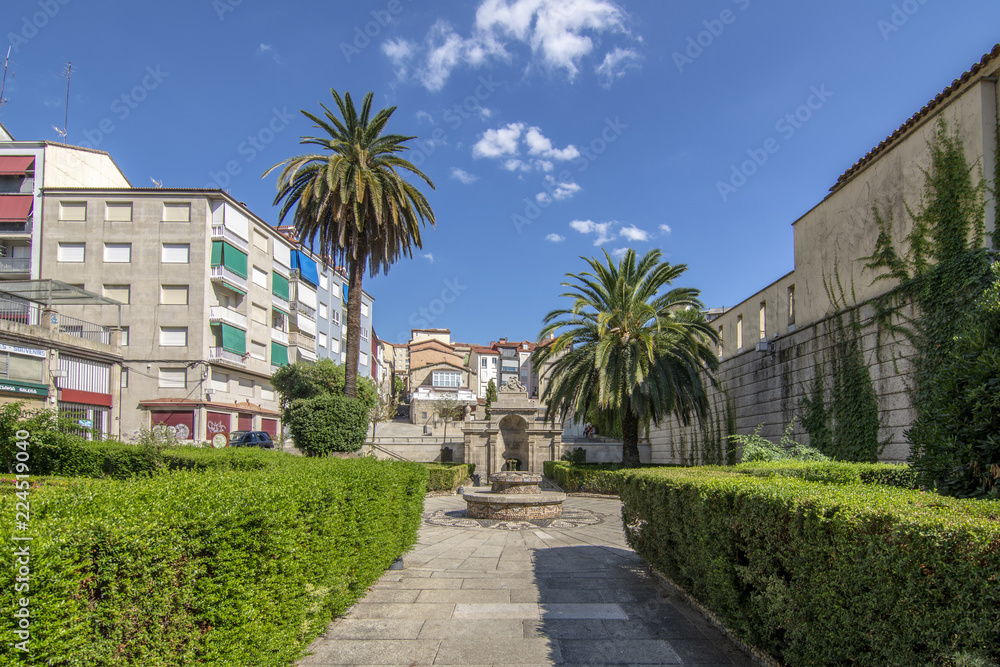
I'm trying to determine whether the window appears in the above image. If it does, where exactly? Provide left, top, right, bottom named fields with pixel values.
left=159, top=326, right=188, bottom=347
left=121, top=368, right=128, bottom=388
left=211, top=370, right=229, bottom=392
left=120, top=327, right=129, bottom=346
left=331, top=338, right=340, bottom=354
left=160, top=285, right=189, bottom=305
left=481, top=358, right=487, bottom=368
left=103, top=243, right=131, bottom=263
left=57, top=242, right=85, bottom=262
left=105, top=201, right=132, bottom=222
left=320, top=273, right=329, bottom=290
left=361, top=302, right=369, bottom=318
left=271, top=310, right=286, bottom=331
left=238, top=377, right=253, bottom=397
left=737, top=315, right=744, bottom=351
left=59, top=201, right=86, bottom=221
left=251, top=303, right=268, bottom=324
left=103, top=284, right=130, bottom=304
left=432, top=371, right=461, bottom=387
left=318, top=336, right=327, bottom=349
left=332, top=309, right=341, bottom=326
left=319, top=302, right=328, bottom=319
left=161, top=243, right=189, bottom=264
left=787, top=285, right=796, bottom=326
left=360, top=327, right=369, bottom=342
left=0, top=350, right=44, bottom=383
left=250, top=340, right=267, bottom=361
left=261, top=384, right=275, bottom=401
left=759, top=301, right=767, bottom=340
left=491, top=358, right=497, bottom=366
left=158, top=368, right=187, bottom=389
left=252, top=266, right=267, bottom=288
left=253, top=230, right=268, bottom=251
left=163, top=202, right=191, bottom=222
left=359, top=351, right=368, bottom=366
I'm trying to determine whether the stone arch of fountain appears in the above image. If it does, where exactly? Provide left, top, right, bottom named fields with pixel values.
left=499, top=414, right=528, bottom=470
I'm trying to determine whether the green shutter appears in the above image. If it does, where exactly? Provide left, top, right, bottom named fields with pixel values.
left=211, top=240, right=223, bottom=266
left=272, top=272, right=289, bottom=299
left=220, top=323, right=246, bottom=355
left=271, top=342, right=289, bottom=366
left=222, top=242, right=248, bottom=278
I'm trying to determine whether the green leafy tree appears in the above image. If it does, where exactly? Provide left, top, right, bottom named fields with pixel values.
left=271, top=359, right=376, bottom=420
left=532, top=249, right=719, bottom=467
left=287, top=394, right=368, bottom=456
left=368, top=390, right=401, bottom=441
left=392, top=375, right=405, bottom=398
left=265, top=90, right=435, bottom=399
left=484, top=378, right=497, bottom=419
left=432, top=395, right=464, bottom=442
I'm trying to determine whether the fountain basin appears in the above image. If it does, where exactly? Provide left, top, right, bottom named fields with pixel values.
left=462, top=488, right=567, bottom=520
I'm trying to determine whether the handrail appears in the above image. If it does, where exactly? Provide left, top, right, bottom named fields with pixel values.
left=368, top=442, right=411, bottom=462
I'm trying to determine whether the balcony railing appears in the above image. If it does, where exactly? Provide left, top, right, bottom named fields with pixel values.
left=290, top=300, right=316, bottom=319
left=209, top=347, right=247, bottom=368
left=0, top=219, right=31, bottom=235
left=209, top=306, right=247, bottom=330
left=0, top=298, right=39, bottom=326
left=210, top=225, right=249, bottom=252
left=210, top=265, right=248, bottom=292
left=288, top=332, right=315, bottom=349
left=0, top=257, right=30, bottom=273
left=271, top=293, right=289, bottom=312
left=56, top=312, right=113, bottom=345
left=271, top=328, right=288, bottom=345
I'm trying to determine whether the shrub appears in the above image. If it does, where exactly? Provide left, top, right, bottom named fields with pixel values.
left=0, top=457, right=427, bottom=666
left=561, top=447, right=587, bottom=465
left=909, top=262, right=1000, bottom=498
left=620, top=467, right=1000, bottom=666
left=730, top=460, right=918, bottom=489
left=287, top=393, right=369, bottom=456
left=425, top=463, right=474, bottom=491
left=544, top=461, right=627, bottom=495
left=732, top=420, right=830, bottom=463
left=161, top=445, right=283, bottom=471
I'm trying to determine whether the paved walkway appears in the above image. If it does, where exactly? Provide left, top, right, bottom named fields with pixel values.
left=298, top=495, right=756, bottom=666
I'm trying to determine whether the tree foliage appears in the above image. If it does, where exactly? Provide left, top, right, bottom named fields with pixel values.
left=271, top=359, right=376, bottom=420
left=532, top=249, right=718, bottom=467
left=266, top=89, right=435, bottom=398
left=484, top=378, right=497, bottom=419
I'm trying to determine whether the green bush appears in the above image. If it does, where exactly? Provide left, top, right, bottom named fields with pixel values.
left=425, top=463, right=474, bottom=492
left=0, top=457, right=427, bottom=666
left=732, top=420, right=830, bottom=463
left=161, top=445, right=284, bottom=471
left=287, top=393, right=369, bottom=456
left=620, top=467, right=1000, bottom=666
left=731, top=460, right=918, bottom=489
left=544, top=461, right=626, bottom=494
left=909, top=262, right=1000, bottom=498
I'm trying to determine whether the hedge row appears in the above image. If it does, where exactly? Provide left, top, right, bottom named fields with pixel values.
left=0, top=457, right=428, bottom=666
left=620, top=467, right=1000, bottom=666
left=729, top=460, right=918, bottom=489
left=424, top=463, right=475, bottom=492
left=544, top=461, right=626, bottom=494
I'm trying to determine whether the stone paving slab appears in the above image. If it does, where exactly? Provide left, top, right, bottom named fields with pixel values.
left=297, top=495, right=757, bottom=667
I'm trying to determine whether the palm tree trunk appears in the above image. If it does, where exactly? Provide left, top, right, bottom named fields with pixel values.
left=344, top=256, right=364, bottom=398
left=621, top=408, right=641, bottom=468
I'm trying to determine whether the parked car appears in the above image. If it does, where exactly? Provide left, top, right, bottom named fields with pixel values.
left=228, top=430, right=275, bottom=449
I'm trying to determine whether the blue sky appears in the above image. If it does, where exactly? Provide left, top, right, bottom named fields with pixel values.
left=1, top=0, right=998, bottom=347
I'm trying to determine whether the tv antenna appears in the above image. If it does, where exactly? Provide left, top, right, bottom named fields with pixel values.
left=56, top=61, right=72, bottom=138
left=0, top=46, right=13, bottom=108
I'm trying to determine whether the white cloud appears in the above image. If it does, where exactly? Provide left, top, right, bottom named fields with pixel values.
left=612, top=247, right=630, bottom=259
left=525, top=127, right=580, bottom=161
left=570, top=219, right=615, bottom=245
left=450, top=168, right=479, bottom=184
left=385, top=0, right=637, bottom=90
left=422, top=253, right=435, bottom=263
left=659, top=224, right=672, bottom=234
left=473, top=122, right=525, bottom=158
left=257, top=43, right=273, bottom=53
left=479, top=107, right=494, bottom=119
left=257, top=43, right=283, bottom=64
left=595, top=47, right=640, bottom=87
left=416, top=110, right=435, bottom=124
left=619, top=225, right=649, bottom=242
left=537, top=192, right=551, bottom=204
left=503, top=158, right=531, bottom=172
left=546, top=233, right=565, bottom=242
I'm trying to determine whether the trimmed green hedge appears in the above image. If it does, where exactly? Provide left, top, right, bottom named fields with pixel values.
left=161, top=445, right=284, bottom=472
left=620, top=467, right=1000, bottom=666
left=287, top=393, right=369, bottom=456
left=0, top=457, right=427, bottom=666
left=544, top=461, right=684, bottom=495
left=425, top=463, right=475, bottom=492
left=730, top=460, right=918, bottom=489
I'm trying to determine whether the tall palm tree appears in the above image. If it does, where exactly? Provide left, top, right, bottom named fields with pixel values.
left=531, top=249, right=719, bottom=467
left=265, top=90, right=435, bottom=398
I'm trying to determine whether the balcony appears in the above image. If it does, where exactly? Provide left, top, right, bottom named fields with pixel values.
left=210, top=265, right=247, bottom=292
left=0, top=219, right=31, bottom=235
left=271, top=293, right=289, bottom=312
left=271, top=328, right=289, bottom=345
left=209, top=306, right=247, bottom=330
left=296, top=347, right=317, bottom=363
left=209, top=347, right=247, bottom=369
left=288, top=332, right=315, bottom=349
left=210, top=225, right=249, bottom=252
left=0, top=257, right=30, bottom=274
left=290, top=300, right=316, bottom=319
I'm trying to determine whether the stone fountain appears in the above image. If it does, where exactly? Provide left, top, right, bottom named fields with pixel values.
left=463, top=470, right=566, bottom=521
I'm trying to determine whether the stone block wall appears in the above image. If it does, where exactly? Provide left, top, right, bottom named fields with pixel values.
left=649, top=301, right=916, bottom=465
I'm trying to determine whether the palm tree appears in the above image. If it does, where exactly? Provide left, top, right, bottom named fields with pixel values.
left=531, top=249, right=719, bottom=467
left=265, top=90, right=435, bottom=398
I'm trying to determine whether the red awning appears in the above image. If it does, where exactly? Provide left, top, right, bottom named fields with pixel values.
left=0, top=156, right=35, bottom=176
left=0, top=195, right=32, bottom=222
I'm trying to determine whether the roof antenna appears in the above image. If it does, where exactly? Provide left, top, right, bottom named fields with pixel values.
left=53, top=61, right=71, bottom=139
left=0, top=47, right=13, bottom=109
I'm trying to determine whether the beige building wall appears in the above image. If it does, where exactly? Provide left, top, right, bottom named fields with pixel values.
left=42, top=144, right=131, bottom=189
